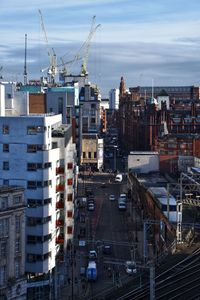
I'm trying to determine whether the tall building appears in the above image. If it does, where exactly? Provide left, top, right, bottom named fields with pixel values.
left=109, top=88, right=119, bottom=110
left=0, top=186, right=26, bottom=299
left=0, top=113, right=76, bottom=298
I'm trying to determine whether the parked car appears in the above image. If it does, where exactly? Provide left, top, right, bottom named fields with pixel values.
left=115, top=174, right=123, bottom=182
left=87, top=203, right=95, bottom=211
left=109, top=194, right=115, bottom=201
left=118, top=201, right=126, bottom=211
left=125, top=261, right=137, bottom=275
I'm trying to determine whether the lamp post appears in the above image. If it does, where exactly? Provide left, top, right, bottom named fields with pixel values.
left=113, top=145, right=117, bottom=171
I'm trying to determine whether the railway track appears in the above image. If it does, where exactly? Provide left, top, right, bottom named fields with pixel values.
left=116, top=247, right=200, bottom=300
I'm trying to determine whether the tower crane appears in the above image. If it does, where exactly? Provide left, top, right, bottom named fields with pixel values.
left=38, top=9, right=57, bottom=85
left=80, top=15, right=101, bottom=76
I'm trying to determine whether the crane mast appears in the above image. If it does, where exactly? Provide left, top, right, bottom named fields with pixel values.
left=81, top=15, right=101, bottom=76
left=24, top=34, right=28, bottom=85
left=38, top=9, right=57, bottom=85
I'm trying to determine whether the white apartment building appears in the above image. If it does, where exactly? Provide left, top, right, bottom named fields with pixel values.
left=0, top=113, right=76, bottom=298
left=0, top=186, right=26, bottom=300
left=109, top=88, right=119, bottom=110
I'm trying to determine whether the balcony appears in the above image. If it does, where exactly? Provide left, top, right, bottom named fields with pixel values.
left=56, top=235, right=64, bottom=244
left=56, top=201, right=64, bottom=209
left=56, top=219, right=64, bottom=226
left=56, top=167, right=65, bottom=175
left=56, top=184, right=65, bottom=192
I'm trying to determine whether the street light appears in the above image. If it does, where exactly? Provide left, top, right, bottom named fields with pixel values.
left=113, top=145, right=117, bottom=171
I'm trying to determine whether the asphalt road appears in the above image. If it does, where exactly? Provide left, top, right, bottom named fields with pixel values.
left=81, top=172, right=139, bottom=300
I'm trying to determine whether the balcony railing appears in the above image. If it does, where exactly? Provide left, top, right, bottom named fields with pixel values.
left=56, top=167, right=65, bottom=175
left=56, top=219, right=64, bottom=226
left=56, top=236, right=64, bottom=244
left=56, top=201, right=64, bottom=209
left=56, top=184, right=65, bottom=192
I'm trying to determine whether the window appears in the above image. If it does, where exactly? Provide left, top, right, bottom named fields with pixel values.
left=3, top=161, right=9, bottom=170
left=94, top=152, right=97, bottom=159
left=27, top=144, right=37, bottom=152
left=3, top=180, right=9, bottom=186
left=44, top=162, right=51, bottom=168
left=44, top=198, right=51, bottom=205
left=15, top=216, right=21, bottom=232
left=0, top=241, right=6, bottom=258
left=27, top=181, right=37, bottom=189
left=0, top=219, right=9, bottom=237
left=1, top=197, right=8, bottom=210
left=67, top=178, right=73, bottom=186
left=88, top=152, right=91, bottom=159
left=67, top=211, right=73, bottom=218
left=91, top=117, right=96, bottom=124
left=67, top=226, right=73, bottom=234
left=3, top=144, right=9, bottom=152
left=83, top=152, right=86, bottom=159
left=67, top=194, right=73, bottom=202
left=13, top=195, right=22, bottom=204
left=15, top=261, right=20, bottom=278
left=67, top=163, right=73, bottom=169
left=2, top=125, right=9, bottom=135
left=27, top=254, right=36, bottom=263
left=58, top=97, right=63, bottom=114
left=15, top=238, right=20, bottom=253
left=27, top=126, right=37, bottom=135
left=27, top=163, right=37, bottom=171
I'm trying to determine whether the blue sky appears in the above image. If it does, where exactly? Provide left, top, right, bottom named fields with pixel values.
left=1, top=0, right=200, bottom=97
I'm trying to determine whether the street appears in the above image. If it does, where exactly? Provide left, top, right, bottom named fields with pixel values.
left=61, top=171, right=143, bottom=300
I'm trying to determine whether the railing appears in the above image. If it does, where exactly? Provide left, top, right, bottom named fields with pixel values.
left=56, top=201, right=64, bottom=209
left=56, top=219, right=64, bottom=226
left=56, top=184, right=65, bottom=192
left=56, top=167, right=65, bottom=175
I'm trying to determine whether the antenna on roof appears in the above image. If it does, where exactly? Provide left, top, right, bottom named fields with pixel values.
left=24, top=34, right=28, bottom=85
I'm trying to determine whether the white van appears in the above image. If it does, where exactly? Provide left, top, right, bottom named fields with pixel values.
left=115, top=174, right=123, bottom=182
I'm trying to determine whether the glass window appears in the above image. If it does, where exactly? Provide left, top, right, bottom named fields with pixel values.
left=0, top=241, right=6, bottom=258
left=2, top=125, right=9, bottom=135
left=15, top=238, right=20, bottom=253
left=3, top=144, right=9, bottom=152
left=27, top=144, right=37, bottom=152
left=1, top=197, right=8, bottom=210
left=0, top=219, right=9, bottom=237
left=67, top=163, right=73, bottom=169
left=27, top=163, right=37, bottom=171
left=13, top=195, right=22, bottom=204
left=94, top=152, right=97, bottom=159
left=3, top=161, right=9, bottom=170
left=15, top=216, right=20, bottom=232
left=27, top=181, right=37, bottom=189
left=27, top=126, right=37, bottom=135
left=15, top=261, right=20, bottom=278
left=67, top=194, right=73, bottom=202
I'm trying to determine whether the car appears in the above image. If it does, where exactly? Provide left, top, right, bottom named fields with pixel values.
left=109, top=194, right=115, bottom=201
left=115, top=174, right=123, bottom=182
left=125, top=261, right=137, bottom=275
left=119, top=193, right=127, bottom=202
left=87, top=203, right=95, bottom=211
left=89, top=250, right=97, bottom=260
left=103, top=245, right=112, bottom=255
left=118, top=202, right=126, bottom=210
